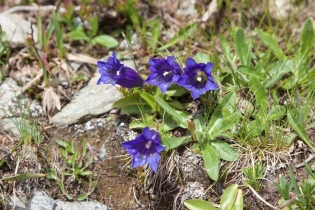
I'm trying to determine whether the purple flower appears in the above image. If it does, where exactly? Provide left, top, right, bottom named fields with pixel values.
left=122, top=127, right=165, bottom=172
left=145, top=56, right=181, bottom=93
left=97, top=52, right=144, bottom=88
left=177, top=58, right=218, bottom=99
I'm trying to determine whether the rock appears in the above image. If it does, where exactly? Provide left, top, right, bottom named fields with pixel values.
left=268, top=0, right=292, bottom=20
left=51, top=59, right=137, bottom=127
left=0, top=117, right=24, bottom=137
left=26, top=191, right=56, bottom=210
left=55, top=200, right=108, bottom=210
left=0, top=14, right=38, bottom=46
left=0, top=78, right=44, bottom=119
left=6, top=195, right=27, bottom=210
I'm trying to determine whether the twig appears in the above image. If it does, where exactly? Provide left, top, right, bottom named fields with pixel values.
left=295, top=154, right=315, bottom=168
left=0, top=5, right=62, bottom=15
left=248, top=185, right=280, bottom=210
left=22, top=68, right=43, bottom=92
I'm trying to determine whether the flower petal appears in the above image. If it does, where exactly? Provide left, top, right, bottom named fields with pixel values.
left=116, top=67, right=144, bottom=88
left=147, top=153, right=160, bottom=172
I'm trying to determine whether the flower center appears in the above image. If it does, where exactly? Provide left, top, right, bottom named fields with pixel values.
left=146, top=140, right=152, bottom=149
left=116, top=71, right=120, bottom=76
left=196, top=71, right=207, bottom=83
left=163, top=71, right=172, bottom=77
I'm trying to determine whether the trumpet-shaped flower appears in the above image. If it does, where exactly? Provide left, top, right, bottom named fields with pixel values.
left=97, top=52, right=144, bottom=88
left=177, top=58, right=218, bottom=99
left=122, top=127, right=165, bottom=172
left=145, top=56, right=181, bottom=93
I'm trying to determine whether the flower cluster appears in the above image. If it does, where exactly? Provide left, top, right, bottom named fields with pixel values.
left=97, top=52, right=218, bottom=99
left=97, top=52, right=219, bottom=172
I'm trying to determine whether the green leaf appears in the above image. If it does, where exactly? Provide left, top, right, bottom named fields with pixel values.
left=82, top=138, right=87, bottom=157
left=267, top=105, right=286, bottom=121
left=162, top=136, right=192, bottom=150
left=129, top=118, right=153, bottom=129
left=208, top=112, right=240, bottom=139
left=208, top=92, right=236, bottom=129
left=201, top=144, right=220, bottom=180
left=249, top=75, right=268, bottom=112
left=220, top=35, right=234, bottom=66
left=149, top=20, right=160, bottom=52
left=121, top=105, right=153, bottom=115
left=68, top=29, right=89, bottom=41
left=184, top=199, right=217, bottom=210
left=235, top=27, right=251, bottom=65
left=155, top=96, right=189, bottom=129
left=237, top=65, right=261, bottom=77
left=263, top=60, right=292, bottom=88
left=210, top=140, right=238, bottom=161
left=220, top=184, right=244, bottom=210
left=0, top=173, right=48, bottom=181
left=165, top=84, right=187, bottom=97
left=287, top=113, right=315, bottom=152
left=139, top=91, right=157, bottom=111
left=113, top=92, right=146, bottom=108
left=194, top=114, right=206, bottom=132
left=193, top=52, right=211, bottom=63
left=79, top=171, right=92, bottom=176
left=256, top=29, right=285, bottom=59
left=158, top=23, right=197, bottom=50
left=56, top=140, right=70, bottom=149
left=89, top=15, right=99, bottom=37
left=93, top=35, right=119, bottom=48
left=77, top=193, right=88, bottom=201
left=300, top=18, right=315, bottom=56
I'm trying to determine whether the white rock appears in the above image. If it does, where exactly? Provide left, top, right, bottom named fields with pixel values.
left=55, top=200, right=108, bottom=210
left=0, top=14, right=38, bottom=45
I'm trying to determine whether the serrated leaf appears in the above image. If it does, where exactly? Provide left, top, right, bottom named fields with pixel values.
left=201, top=144, right=219, bottom=180
left=93, top=35, right=119, bottom=48
left=184, top=199, right=217, bottom=210
left=210, top=140, right=238, bottom=161
left=162, top=136, right=192, bottom=150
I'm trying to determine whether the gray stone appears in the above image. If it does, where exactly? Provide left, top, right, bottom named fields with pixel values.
left=6, top=195, right=27, bottom=210
left=0, top=14, right=38, bottom=46
left=27, top=191, right=56, bottom=210
left=1, top=117, right=24, bottom=137
left=0, top=78, right=44, bottom=119
left=51, top=59, right=138, bottom=126
left=55, top=200, right=108, bottom=210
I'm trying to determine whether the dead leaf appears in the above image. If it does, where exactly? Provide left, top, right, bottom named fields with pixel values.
left=42, top=87, right=61, bottom=123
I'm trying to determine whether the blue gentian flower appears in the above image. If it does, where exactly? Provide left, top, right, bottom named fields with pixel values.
left=97, top=52, right=144, bottom=88
left=122, top=126, right=165, bottom=172
left=177, top=58, right=218, bottom=99
left=145, top=56, right=181, bottom=93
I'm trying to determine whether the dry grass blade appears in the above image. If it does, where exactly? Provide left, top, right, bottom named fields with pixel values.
left=42, top=87, right=61, bottom=123
left=66, top=53, right=98, bottom=65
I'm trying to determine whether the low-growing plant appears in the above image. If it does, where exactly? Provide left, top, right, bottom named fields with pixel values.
left=67, top=15, right=119, bottom=51
left=242, top=162, right=264, bottom=191
left=275, top=164, right=315, bottom=210
left=47, top=138, right=97, bottom=200
left=184, top=184, right=244, bottom=210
